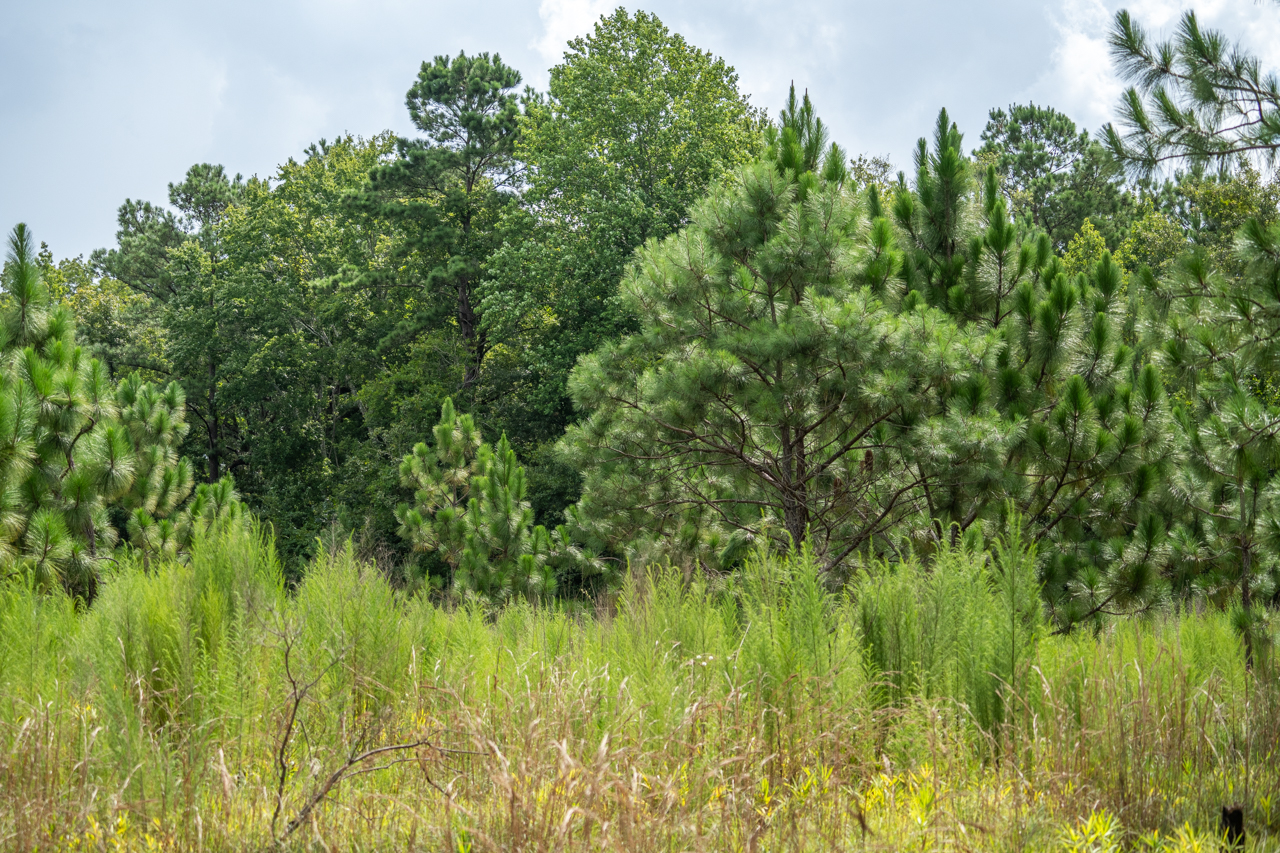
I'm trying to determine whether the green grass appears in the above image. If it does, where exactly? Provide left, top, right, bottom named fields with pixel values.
left=0, top=525, right=1276, bottom=851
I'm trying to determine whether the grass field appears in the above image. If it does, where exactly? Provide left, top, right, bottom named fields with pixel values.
left=0, top=524, right=1276, bottom=851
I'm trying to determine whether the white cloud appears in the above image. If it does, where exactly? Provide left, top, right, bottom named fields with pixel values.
left=1026, top=0, right=1125, bottom=132
left=1028, top=0, right=1280, bottom=135
left=532, top=0, right=612, bottom=65
left=1123, top=0, right=1185, bottom=30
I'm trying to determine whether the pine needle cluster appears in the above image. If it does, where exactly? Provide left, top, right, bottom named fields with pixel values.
left=0, top=225, right=241, bottom=599
left=395, top=398, right=604, bottom=600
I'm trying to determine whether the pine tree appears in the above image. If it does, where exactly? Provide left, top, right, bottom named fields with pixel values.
left=560, top=90, right=1003, bottom=575
left=976, top=103, right=1133, bottom=251
left=395, top=398, right=600, bottom=600
left=119, top=373, right=244, bottom=568
left=894, top=112, right=1174, bottom=630
left=1143, top=223, right=1280, bottom=667
left=357, top=52, right=524, bottom=391
left=1104, top=9, right=1280, bottom=174
left=1, top=224, right=240, bottom=597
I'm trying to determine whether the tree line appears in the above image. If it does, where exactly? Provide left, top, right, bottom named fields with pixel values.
left=11, top=7, right=1280, bottom=650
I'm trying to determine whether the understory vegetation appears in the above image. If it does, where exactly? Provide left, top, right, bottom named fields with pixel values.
left=0, top=526, right=1277, bottom=851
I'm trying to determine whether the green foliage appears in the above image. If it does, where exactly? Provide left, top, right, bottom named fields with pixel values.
left=1141, top=221, right=1280, bottom=667
left=894, top=113, right=1174, bottom=630
left=848, top=153, right=897, bottom=199
left=977, top=102, right=1133, bottom=250
left=1126, top=162, right=1279, bottom=285
left=1175, top=162, right=1280, bottom=274
left=562, top=92, right=1000, bottom=572
left=482, top=9, right=765, bottom=446
left=396, top=398, right=601, bottom=600
left=1117, top=205, right=1186, bottom=277
left=91, top=164, right=244, bottom=302
left=58, top=11, right=1280, bottom=656
left=80, top=521, right=282, bottom=726
left=293, top=540, right=415, bottom=720
left=0, top=225, right=239, bottom=600
left=0, top=570, right=78, bottom=704
left=358, top=51, right=524, bottom=390
left=80, top=16, right=763, bottom=568
left=4, top=525, right=1274, bottom=850
left=1061, top=220, right=1113, bottom=279
left=90, top=137, right=407, bottom=565
left=1105, top=10, right=1280, bottom=173
left=855, top=524, right=1042, bottom=733
left=213, top=134, right=403, bottom=561
left=92, top=163, right=246, bottom=483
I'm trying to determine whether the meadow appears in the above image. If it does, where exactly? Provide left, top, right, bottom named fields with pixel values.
left=0, top=524, right=1275, bottom=852
left=6, top=3, right=1280, bottom=850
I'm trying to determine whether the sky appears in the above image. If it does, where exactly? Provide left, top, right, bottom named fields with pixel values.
left=3, top=0, right=1279, bottom=261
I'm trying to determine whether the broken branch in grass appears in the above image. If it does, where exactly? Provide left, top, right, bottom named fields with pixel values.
left=265, top=611, right=484, bottom=845
left=279, top=738, right=436, bottom=840
left=267, top=615, right=347, bottom=839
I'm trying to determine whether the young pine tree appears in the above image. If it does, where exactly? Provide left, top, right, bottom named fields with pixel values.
left=560, top=90, right=1003, bottom=575
left=1143, top=224, right=1280, bottom=668
left=893, top=112, right=1174, bottom=631
left=1, top=224, right=241, bottom=597
left=395, top=398, right=601, bottom=600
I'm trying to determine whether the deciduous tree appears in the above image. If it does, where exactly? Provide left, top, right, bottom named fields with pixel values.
left=482, top=9, right=765, bottom=447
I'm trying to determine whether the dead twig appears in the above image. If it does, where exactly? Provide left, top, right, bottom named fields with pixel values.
left=279, top=738, right=435, bottom=841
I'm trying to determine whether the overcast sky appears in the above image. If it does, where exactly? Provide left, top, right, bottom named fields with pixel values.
left=4, top=0, right=1279, bottom=260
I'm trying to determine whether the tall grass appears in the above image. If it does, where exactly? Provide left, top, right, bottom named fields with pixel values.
left=0, top=525, right=1275, bottom=851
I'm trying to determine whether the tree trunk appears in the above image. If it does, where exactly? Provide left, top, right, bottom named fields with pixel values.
left=208, top=359, right=221, bottom=481
left=780, top=424, right=809, bottom=549
left=455, top=192, right=486, bottom=389
left=1237, top=481, right=1256, bottom=671
left=457, top=274, right=486, bottom=390
left=1242, top=543, right=1254, bottom=671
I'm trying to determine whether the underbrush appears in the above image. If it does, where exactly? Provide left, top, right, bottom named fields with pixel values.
left=0, top=526, right=1276, bottom=851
